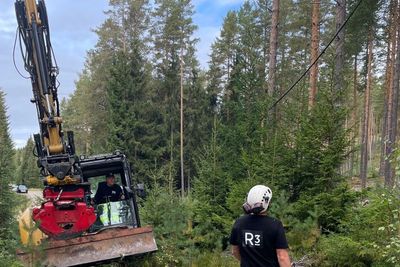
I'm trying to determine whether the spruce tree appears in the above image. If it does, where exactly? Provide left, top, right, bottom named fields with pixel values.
left=61, top=73, right=94, bottom=155
left=106, top=50, right=160, bottom=184
left=15, top=137, right=40, bottom=187
left=102, top=0, right=165, bottom=185
left=0, top=89, right=17, bottom=262
left=0, top=90, right=14, bottom=222
left=207, top=11, right=238, bottom=123
left=151, top=0, right=205, bottom=191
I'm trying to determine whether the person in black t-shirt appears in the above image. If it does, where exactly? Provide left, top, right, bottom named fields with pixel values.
left=229, top=185, right=291, bottom=267
left=94, top=173, right=125, bottom=204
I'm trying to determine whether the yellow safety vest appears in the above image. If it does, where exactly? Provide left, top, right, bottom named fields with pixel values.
left=99, top=201, right=122, bottom=225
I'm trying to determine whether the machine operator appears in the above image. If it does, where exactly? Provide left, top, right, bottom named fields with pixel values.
left=94, top=173, right=125, bottom=204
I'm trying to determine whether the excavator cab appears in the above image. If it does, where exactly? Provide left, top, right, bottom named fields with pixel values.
left=80, top=152, right=140, bottom=230
left=17, top=152, right=157, bottom=266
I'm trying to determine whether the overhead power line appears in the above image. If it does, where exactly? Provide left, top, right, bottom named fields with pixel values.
left=268, top=0, right=365, bottom=111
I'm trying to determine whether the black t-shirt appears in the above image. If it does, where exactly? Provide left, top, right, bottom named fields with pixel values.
left=229, top=215, right=288, bottom=267
left=94, top=182, right=123, bottom=204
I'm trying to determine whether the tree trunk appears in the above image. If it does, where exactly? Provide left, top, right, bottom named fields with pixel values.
left=385, top=2, right=400, bottom=188
left=368, top=109, right=374, bottom=162
left=350, top=55, right=358, bottom=176
left=180, top=48, right=185, bottom=198
left=308, top=0, right=320, bottom=108
left=360, top=30, right=374, bottom=189
left=266, top=0, right=280, bottom=129
left=380, top=0, right=397, bottom=176
left=259, top=0, right=269, bottom=94
left=268, top=0, right=280, bottom=97
left=334, top=0, right=347, bottom=172
left=334, top=0, right=346, bottom=99
left=169, top=123, right=174, bottom=195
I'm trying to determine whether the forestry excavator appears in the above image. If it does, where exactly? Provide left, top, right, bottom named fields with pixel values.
left=13, top=0, right=157, bottom=265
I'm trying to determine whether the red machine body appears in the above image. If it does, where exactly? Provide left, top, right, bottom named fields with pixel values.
left=32, top=188, right=96, bottom=237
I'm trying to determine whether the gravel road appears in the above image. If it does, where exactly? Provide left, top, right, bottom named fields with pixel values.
left=25, top=188, right=43, bottom=206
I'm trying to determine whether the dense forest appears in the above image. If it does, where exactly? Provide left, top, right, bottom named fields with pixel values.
left=1, top=0, right=400, bottom=265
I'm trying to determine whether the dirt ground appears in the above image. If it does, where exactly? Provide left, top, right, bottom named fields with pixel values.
left=26, top=188, right=42, bottom=200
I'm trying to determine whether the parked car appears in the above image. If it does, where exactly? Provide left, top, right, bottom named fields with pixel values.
left=17, top=184, right=28, bottom=194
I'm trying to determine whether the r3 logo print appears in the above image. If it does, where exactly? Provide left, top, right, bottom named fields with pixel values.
left=243, top=231, right=263, bottom=247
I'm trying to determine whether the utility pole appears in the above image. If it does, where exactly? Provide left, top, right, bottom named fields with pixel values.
left=180, top=47, right=185, bottom=198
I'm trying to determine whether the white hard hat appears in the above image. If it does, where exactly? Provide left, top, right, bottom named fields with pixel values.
left=245, top=185, right=272, bottom=214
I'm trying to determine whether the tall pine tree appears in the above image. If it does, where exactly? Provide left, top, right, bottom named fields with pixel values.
left=151, top=0, right=205, bottom=192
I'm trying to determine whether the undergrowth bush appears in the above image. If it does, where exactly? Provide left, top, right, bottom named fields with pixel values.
left=313, top=188, right=400, bottom=266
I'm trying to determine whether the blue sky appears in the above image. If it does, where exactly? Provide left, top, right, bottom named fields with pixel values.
left=0, top=0, right=243, bottom=148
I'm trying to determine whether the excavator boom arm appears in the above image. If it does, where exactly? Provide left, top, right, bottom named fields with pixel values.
left=15, top=0, right=93, bottom=240
left=15, top=0, right=79, bottom=182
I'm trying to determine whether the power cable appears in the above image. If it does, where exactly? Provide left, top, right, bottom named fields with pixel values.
left=268, top=0, right=365, bottom=111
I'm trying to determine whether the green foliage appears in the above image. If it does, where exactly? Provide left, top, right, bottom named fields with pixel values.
left=14, top=137, right=41, bottom=187
left=106, top=50, right=160, bottom=183
left=0, top=90, right=14, bottom=182
left=0, top=90, right=22, bottom=265
left=63, top=0, right=153, bottom=155
left=151, top=0, right=209, bottom=189
left=190, top=251, right=238, bottom=267
left=61, top=73, right=96, bottom=155
left=314, top=188, right=400, bottom=266
left=285, top=214, right=320, bottom=256
left=346, top=0, right=382, bottom=56
left=291, top=184, right=358, bottom=233
left=289, top=91, right=350, bottom=200
left=317, top=235, right=374, bottom=267
left=0, top=90, right=15, bottom=228
left=138, top=185, right=241, bottom=267
left=0, top=227, right=23, bottom=267
left=140, top=186, right=195, bottom=265
left=192, top=129, right=233, bottom=250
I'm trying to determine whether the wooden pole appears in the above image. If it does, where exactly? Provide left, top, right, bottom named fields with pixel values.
left=180, top=47, right=185, bottom=198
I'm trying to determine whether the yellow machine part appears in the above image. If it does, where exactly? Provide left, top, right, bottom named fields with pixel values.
left=42, top=117, right=64, bottom=154
left=47, top=126, right=63, bottom=154
left=45, top=175, right=80, bottom=186
left=19, top=208, right=46, bottom=246
left=24, top=0, right=41, bottom=25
